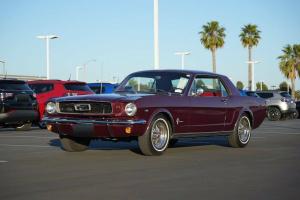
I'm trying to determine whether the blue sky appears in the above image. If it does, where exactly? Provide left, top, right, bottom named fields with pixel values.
left=0, top=0, right=299, bottom=89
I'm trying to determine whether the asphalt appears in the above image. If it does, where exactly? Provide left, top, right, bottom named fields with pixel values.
left=0, top=119, right=300, bottom=200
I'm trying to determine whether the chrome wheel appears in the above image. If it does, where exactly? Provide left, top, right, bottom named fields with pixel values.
left=150, top=118, right=170, bottom=152
left=238, top=116, right=251, bottom=144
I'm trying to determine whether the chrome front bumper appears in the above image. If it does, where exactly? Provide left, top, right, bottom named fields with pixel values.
left=42, top=117, right=147, bottom=125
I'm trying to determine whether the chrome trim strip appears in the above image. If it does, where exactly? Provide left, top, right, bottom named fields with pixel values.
left=42, top=117, right=146, bottom=125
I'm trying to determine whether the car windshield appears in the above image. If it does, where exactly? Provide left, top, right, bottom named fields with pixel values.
left=116, top=71, right=190, bottom=95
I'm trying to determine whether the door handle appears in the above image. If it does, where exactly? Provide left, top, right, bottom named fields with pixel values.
left=221, top=98, right=228, bottom=103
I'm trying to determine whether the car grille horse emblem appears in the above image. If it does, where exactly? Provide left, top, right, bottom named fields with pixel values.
left=74, top=104, right=91, bottom=112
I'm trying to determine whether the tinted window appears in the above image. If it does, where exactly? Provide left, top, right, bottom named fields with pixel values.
left=256, top=92, right=273, bottom=99
left=64, top=84, right=92, bottom=92
left=90, top=86, right=106, bottom=94
left=246, top=91, right=259, bottom=97
left=29, top=84, right=54, bottom=94
left=0, top=82, right=31, bottom=91
left=280, top=92, right=291, bottom=98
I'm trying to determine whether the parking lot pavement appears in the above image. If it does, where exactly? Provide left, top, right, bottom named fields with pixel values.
left=0, top=120, right=300, bottom=200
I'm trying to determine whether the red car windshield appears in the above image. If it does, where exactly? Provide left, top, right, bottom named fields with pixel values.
left=116, top=71, right=190, bottom=94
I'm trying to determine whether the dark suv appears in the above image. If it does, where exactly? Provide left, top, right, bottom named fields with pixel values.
left=0, top=79, right=39, bottom=130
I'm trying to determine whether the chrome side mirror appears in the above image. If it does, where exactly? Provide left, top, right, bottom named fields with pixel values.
left=196, top=88, right=204, bottom=96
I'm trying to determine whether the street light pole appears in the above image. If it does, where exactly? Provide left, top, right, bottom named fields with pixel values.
left=245, top=60, right=260, bottom=91
left=174, top=52, right=191, bottom=69
left=82, top=59, right=96, bottom=82
left=37, top=35, right=59, bottom=80
left=154, top=0, right=159, bottom=69
left=0, top=60, right=5, bottom=75
left=76, top=66, right=83, bottom=81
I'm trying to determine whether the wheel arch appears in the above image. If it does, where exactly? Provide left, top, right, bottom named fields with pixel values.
left=146, top=108, right=175, bottom=134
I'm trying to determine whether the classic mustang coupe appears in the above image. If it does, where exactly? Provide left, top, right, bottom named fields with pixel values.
left=43, top=70, right=266, bottom=156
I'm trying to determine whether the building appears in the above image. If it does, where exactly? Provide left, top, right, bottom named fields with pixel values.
left=0, top=74, right=46, bottom=81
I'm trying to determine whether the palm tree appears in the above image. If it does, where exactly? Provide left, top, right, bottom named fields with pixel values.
left=278, top=44, right=300, bottom=97
left=199, top=21, right=226, bottom=73
left=239, top=24, right=261, bottom=91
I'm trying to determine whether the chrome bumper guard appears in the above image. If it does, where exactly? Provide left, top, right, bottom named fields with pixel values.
left=42, top=117, right=147, bottom=125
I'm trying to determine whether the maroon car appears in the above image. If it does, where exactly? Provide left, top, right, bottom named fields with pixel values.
left=43, top=70, right=266, bottom=156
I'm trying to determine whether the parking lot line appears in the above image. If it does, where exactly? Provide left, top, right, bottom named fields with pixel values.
left=260, top=132, right=300, bottom=135
left=0, top=135, right=56, bottom=139
left=0, top=160, right=8, bottom=163
left=0, top=144, right=54, bottom=148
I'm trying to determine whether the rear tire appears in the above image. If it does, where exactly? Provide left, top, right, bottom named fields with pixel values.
left=267, top=107, right=281, bottom=121
left=15, top=123, right=32, bottom=131
left=59, top=135, right=91, bottom=152
left=138, top=114, right=171, bottom=156
left=228, top=114, right=251, bottom=148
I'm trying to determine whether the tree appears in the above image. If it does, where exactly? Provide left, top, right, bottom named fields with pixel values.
left=279, top=81, right=289, bottom=92
left=256, top=82, right=268, bottom=91
left=239, top=24, right=261, bottom=91
left=295, top=90, right=300, bottom=100
left=236, top=81, right=244, bottom=90
left=199, top=21, right=226, bottom=73
left=278, top=44, right=300, bottom=97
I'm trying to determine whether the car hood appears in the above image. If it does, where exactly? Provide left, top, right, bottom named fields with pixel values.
left=53, top=93, right=154, bottom=103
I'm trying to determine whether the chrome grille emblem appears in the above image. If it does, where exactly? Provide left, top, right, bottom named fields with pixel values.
left=74, top=104, right=91, bottom=112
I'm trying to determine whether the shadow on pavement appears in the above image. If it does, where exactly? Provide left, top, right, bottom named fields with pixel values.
left=49, top=136, right=229, bottom=155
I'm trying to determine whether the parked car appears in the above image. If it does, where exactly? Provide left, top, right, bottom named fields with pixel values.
left=43, top=70, right=266, bottom=156
left=0, top=79, right=38, bottom=130
left=239, top=90, right=259, bottom=97
left=88, top=82, right=118, bottom=94
left=28, top=80, right=94, bottom=128
left=296, top=101, right=300, bottom=119
left=256, top=91, right=296, bottom=121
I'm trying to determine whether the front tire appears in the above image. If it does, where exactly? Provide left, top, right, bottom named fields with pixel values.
left=138, top=115, right=171, bottom=156
left=228, top=114, right=251, bottom=148
left=15, top=123, right=32, bottom=131
left=267, top=107, right=281, bottom=121
left=59, top=135, right=91, bottom=152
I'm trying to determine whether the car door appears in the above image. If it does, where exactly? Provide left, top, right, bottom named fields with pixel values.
left=187, top=75, right=229, bottom=133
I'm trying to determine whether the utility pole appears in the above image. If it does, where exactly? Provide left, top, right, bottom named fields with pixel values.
left=154, top=0, right=159, bottom=69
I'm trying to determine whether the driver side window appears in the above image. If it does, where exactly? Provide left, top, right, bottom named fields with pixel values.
left=189, top=76, right=228, bottom=97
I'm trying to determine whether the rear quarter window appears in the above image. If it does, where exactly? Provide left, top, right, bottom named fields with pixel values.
left=64, top=84, right=92, bottom=92
left=280, top=92, right=291, bottom=98
left=29, top=84, right=54, bottom=94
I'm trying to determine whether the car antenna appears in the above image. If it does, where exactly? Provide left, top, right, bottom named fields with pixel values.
left=4, top=71, right=7, bottom=79
left=68, top=73, right=71, bottom=81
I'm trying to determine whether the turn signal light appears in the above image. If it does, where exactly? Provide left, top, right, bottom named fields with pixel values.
left=125, top=127, right=132, bottom=134
left=46, top=125, right=52, bottom=131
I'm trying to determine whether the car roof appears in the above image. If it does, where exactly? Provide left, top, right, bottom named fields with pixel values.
left=27, top=80, right=86, bottom=84
left=130, top=69, right=225, bottom=76
left=88, top=82, right=117, bottom=86
left=256, top=90, right=288, bottom=94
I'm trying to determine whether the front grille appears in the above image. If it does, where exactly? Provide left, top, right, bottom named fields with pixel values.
left=58, top=101, right=112, bottom=114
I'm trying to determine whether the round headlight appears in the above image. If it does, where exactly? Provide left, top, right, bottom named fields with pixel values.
left=125, top=103, right=137, bottom=116
left=46, top=102, right=57, bottom=114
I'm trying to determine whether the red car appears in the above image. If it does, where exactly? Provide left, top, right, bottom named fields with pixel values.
left=28, top=80, right=94, bottom=128
left=43, top=70, right=266, bottom=156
